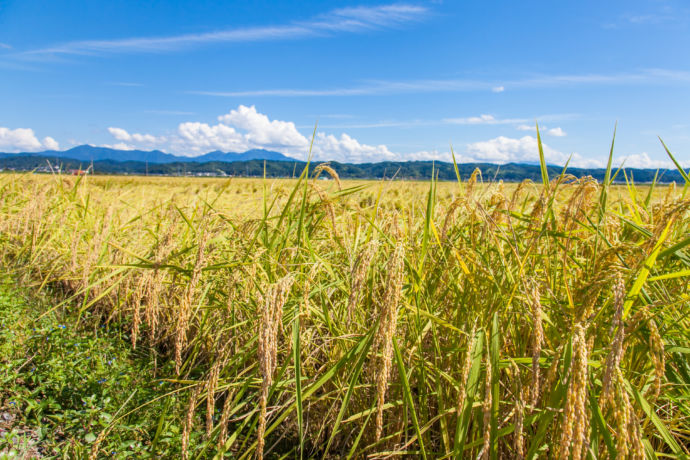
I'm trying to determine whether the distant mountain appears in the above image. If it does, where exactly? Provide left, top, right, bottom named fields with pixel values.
left=0, top=145, right=292, bottom=164
left=1, top=154, right=686, bottom=183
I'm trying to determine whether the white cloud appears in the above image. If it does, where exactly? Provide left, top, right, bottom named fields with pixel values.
left=43, top=136, right=60, bottom=150
left=466, top=114, right=495, bottom=124
left=175, top=122, right=249, bottom=153
left=0, top=43, right=11, bottom=50
left=0, top=127, right=42, bottom=152
left=101, top=142, right=136, bottom=151
left=547, top=127, right=566, bottom=137
left=492, top=86, right=505, bottom=93
left=311, top=133, right=395, bottom=163
left=0, top=126, right=59, bottom=152
left=106, top=105, right=399, bottom=162
left=107, top=106, right=675, bottom=168
left=108, top=127, right=131, bottom=141
left=218, top=105, right=308, bottom=148
left=516, top=124, right=533, bottom=131
left=614, top=152, right=673, bottom=169
left=19, top=4, right=427, bottom=58
left=107, top=127, right=163, bottom=144
left=465, top=135, right=602, bottom=168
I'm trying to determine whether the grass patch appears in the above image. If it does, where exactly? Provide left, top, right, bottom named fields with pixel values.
left=0, top=277, right=195, bottom=459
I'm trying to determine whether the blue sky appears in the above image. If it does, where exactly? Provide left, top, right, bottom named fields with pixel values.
left=1, top=0, right=689, bottom=167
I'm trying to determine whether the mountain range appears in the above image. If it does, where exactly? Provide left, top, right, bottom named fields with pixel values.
left=0, top=144, right=686, bottom=183
left=0, top=145, right=291, bottom=164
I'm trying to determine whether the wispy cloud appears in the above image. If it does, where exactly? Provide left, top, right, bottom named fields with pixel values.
left=191, top=68, right=690, bottom=98
left=0, top=43, right=11, bottom=50
left=603, top=4, right=690, bottom=29
left=191, top=78, right=493, bottom=97
left=517, top=124, right=567, bottom=136
left=310, top=113, right=576, bottom=130
left=13, top=4, right=427, bottom=59
left=443, top=114, right=526, bottom=125
left=304, top=119, right=434, bottom=129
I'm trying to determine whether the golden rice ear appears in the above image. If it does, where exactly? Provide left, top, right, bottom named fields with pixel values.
left=175, top=221, right=210, bottom=375
left=601, top=274, right=626, bottom=407
left=181, top=385, right=202, bottom=460
left=456, top=321, right=477, bottom=418
left=256, top=275, right=293, bottom=459
left=347, top=239, right=379, bottom=323
left=308, top=181, right=340, bottom=241
left=374, top=242, right=405, bottom=442
left=525, top=281, right=545, bottom=408
left=510, top=362, right=526, bottom=460
left=313, top=163, right=342, bottom=191
left=558, top=322, right=590, bottom=460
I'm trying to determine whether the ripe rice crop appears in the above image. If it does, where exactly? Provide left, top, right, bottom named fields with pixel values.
left=1, top=158, right=689, bottom=458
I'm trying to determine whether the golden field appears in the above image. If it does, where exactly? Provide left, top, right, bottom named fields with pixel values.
left=1, top=170, right=689, bottom=459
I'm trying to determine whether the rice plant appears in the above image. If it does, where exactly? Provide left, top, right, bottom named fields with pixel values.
left=0, top=145, right=689, bottom=458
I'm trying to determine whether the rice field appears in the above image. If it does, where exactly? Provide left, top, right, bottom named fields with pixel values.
left=1, top=165, right=689, bottom=459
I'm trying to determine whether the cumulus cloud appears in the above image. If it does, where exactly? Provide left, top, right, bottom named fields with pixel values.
left=174, top=122, right=248, bottom=153
left=107, top=127, right=131, bottom=141
left=0, top=126, right=59, bottom=152
left=102, top=106, right=621, bottom=167
left=547, top=127, right=566, bottom=137
left=218, top=105, right=308, bottom=148
left=43, top=136, right=60, bottom=150
left=614, top=152, right=674, bottom=169
left=311, top=132, right=395, bottom=163
left=465, top=135, right=601, bottom=168
left=107, top=127, right=163, bottom=144
left=492, top=86, right=505, bottom=93
left=106, top=105, right=398, bottom=162
left=101, top=142, right=136, bottom=151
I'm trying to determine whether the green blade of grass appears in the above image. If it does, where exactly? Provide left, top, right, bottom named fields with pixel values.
left=536, top=122, right=549, bottom=190
left=393, top=339, right=428, bottom=460
left=623, top=218, right=673, bottom=318
left=625, top=379, right=687, bottom=456
left=323, top=331, right=375, bottom=456
left=292, top=311, right=304, bottom=459
left=659, top=137, right=690, bottom=184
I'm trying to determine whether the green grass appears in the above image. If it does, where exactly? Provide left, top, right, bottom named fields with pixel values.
left=0, top=276, right=197, bottom=459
